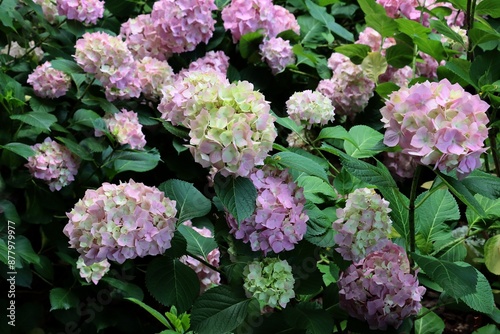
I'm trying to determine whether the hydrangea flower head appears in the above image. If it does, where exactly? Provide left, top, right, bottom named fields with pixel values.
left=333, top=188, right=392, bottom=261
left=243, top=258, right=295, bottom=309
left=136, top=57, right=175, bottom=101
left=227, top=166, right=308, bottom=254
left=317, top=53, right=375, bottom=119
left=64, top=180, right=177, bottom=265
left=56, top=0, right=104, bottom=25
left=338, top=241, right=426, bottom=330
left=259, top=37, right=296, bottom=75
left=384, top=151, right=420, bottom=179
left=27, top=61, right=71, bottom=98
left=95, top=109, right=147, bottom=150
left=179, top=221, right=220, bottom=293
left=187, top=80, right=277, bottom=177
left=381, top=79, right=490, bottom=178
left=33, top=0, right=59, bottom=24
left=151, top=0, right=217, bottom=54
left=74, top=31, right=140, bottom=101
left=286, top=90, right=335, bottom=129
left=26, top=137, right=80, bottom=191
left=1, top=41, right=44, bottom=62
left=76, top=257, right=110, bottom=284
left=181, top=51, right=230, bottom=76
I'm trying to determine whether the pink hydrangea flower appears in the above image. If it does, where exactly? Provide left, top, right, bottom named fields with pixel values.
left=27, top=61, right=71, bottom=98
left=76, top=257, right=110, bottom=285
left=286, top=90, right=335, bottom=129
left=33, top=0, right=59, bottom=24
left=259, top=37, right=296, bottom=75
left=56, top=0, right=104, bottom=25
left=151, top=0, right=217, bottom=54
left=384, top=151, right=420, bottom=179
left=63, top=180, right=177, bottom=265
left=221, top=0, right=299, bottom=43
left=180, top=51, right=230, bottom=76
left=95, top=109, right=147, bottom=150
left=179, top=221, right=220, bottom=293
left=187, top=81, right=277, bottom=177
left=136, top=57, right=175, bottom=101
left=74, top=31, right=141, bottom=101
left=1, top=41, right=44, bottom=62
left=333, top=188, right=392, bottom=262
left=317, top=53, right=375, bottom=119
left=338, top=242, right=426, bottom=330
left=227, top=166, right=308, bottom=255
left=381, top=79, right=490, bottom=179
left=119, top=14, right=172, bottom=61
left=26, top=137, right=80, bottom=191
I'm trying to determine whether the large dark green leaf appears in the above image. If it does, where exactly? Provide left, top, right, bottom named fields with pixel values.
left=49, top=288, right=79, bottom=311
left=1, top=143, right=35, bottom=159
left=214, top=174, right=257, bottom=224
left=110, top=149, right=161, bottom=174
left=305, top=0, right=353, bottom=41
left=273, top=151, right=329, bottom=182
left=177, top=224, right=217, bottom=260
left=11, top=111, right=57, bottom=131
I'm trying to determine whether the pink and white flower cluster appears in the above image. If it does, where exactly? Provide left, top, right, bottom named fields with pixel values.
left=136, top=57, right=175, bottom=101
left=179, top=221, right=220, bottom=293
left=227, top=166, right=308, bottom=255
left=317, top=53, right=375, bottom=119
left=181, top=51, right=230, bottom=76
left=286, top=90, right=335, bottom=129
left=259, top=37, right=296, bottom=75
left=33, top=0, right=59, bottom=24
left=381, top=79, right=490, bottom=179
left=221, top=0, right=299, bottom=43
left=56, top=0, right=104, bottom=25
left=1, top=41, right=44, bottom=62
left=64, top=180, right=177, bottom=265
left=333, top=188, right=392, bottom=262
left=27, top=61, right=71, bottom=98
left=74, top=31, right=141, bottom=101
left=26, top=138, right=80, bottom=192
left=95, top=109, right=147, bottom=150
left=151, top=0, right=216, bottom=54
left=338, top=242, right=426, bottom=330
left=76, top=257, right=110, bottom=285
left=384, top=151, right=420, bottom=179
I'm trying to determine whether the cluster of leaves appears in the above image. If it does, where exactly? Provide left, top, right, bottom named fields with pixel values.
left=0, top=0, right=500, bottom=333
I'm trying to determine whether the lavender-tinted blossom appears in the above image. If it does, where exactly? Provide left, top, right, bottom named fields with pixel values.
left=383, top=151, right=420, bottom=179
left=259, top=37, right=296, bottom=75
left=27, top=61, right=71, bottom=98
left=76, top=257, right=110, bottom=284
left=333, top=188, right=392, bottom=262
left=26, top=138, right=80, bottom=191
left=286, top=90, right=335, bottom=129
left=63, top=180, right=177, bottom=265
left=243, top=258, right=295, bottom=309
left=338, top=242, right=426, bottom=330
left=33, top=0, right=59, bottom=23
left=136, top=57, right=175, bottom=101
left=183, top=51, right=230, bottom=75
left=95, top=109, right=147, bottom=150
left=56, top=0, right=104, bottom=25
left=227, top=166, right=308, bottom=255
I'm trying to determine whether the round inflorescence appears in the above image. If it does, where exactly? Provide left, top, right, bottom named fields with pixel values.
left=227, top=166, right=308, bottom=255
left=63, top=180, right=177, bottom=265
left=286, top=90, right=335, bottom=129
left=333, top=188, right=393, bottom=262
left=338, top=241, right=426, bottom=330
left=243, top=258, right=295, bottom=310
left=33, top=0, right=59, bottom=24
left=181, top=50, right=230, bottom=76
left=259, top=37, right=296, bottom=75
left=95, top=109, right=147, bottom=150
left=56, top=0, right=104, bottom=25
left=27, top=61, right=71, bottom=98
left=76, top=257, right=110, bottom=285
left=26, top=137, right=80, bottom=191
left=381, top=78, right=490, bottom=179
left=136, top=57, right=175, bottom=101
left=1, top=41, right=44, bottom=62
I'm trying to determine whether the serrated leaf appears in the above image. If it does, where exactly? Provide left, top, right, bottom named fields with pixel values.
left=177, top=224, right=217, bottom=260
left=378, top=187, right=410, bottom=245
left=415, top=189, right=459, bottom=253
left=191, top=285, right=257, bottom=334
left=365, top=13, right=398, bottom=38
left=214, top=174, right=257, bottom=224
left=284, top=303, right=335, bottom=334
left=110, top=149, right=161, bottom=174
left=361, top=51, right=388, bottom=84
left=476, top=0, right=500, bottom=18
left=71, top=109, right=101, bottom=129
left=316, top=125, right=351, bottom=142
left=484, top=235, right=500, bottom=275
left=298, top=15, right=329, bottom=48
left=11, top=111, right=57, bottom=131
left=50, top=59, right=83, bottom=74
left=1, top=143, right=35, bottom=159
left=357, top=0, right=387, bottom=16
left=56, top=136, right=93, bottom=161
left=102, top=277, right=144, bottom=300
left=414, top=308, right=445, bottom=334
left=458, top=262, right=494, bottom=314
left=297, top=175, right=336, bottom=204
left=161, top=119, right=190, bottom=139
left=461, top=170, right=500, bottom=200
left=159, top=179, right=211, bottom=223
left=305, top=0, right=353, bottom=41
left=273, top=151, right=329, bottom=182
left=344, top=125, right=384, bottom=158
left=126, top=297, right=171, bottom=328
left=334, top=44, right=371, bottom=64
left=49, top=288, right=79, bottom=311
left=12, top=236, right=40, bottom=267
left=274, top=114, right=304, bottom=134
left=412, top=253, right=477, bottom=300
left=239, top=31, right=264, bottom=59
left=305, top=203, right=337, bottom=247
left=146, top=257, right=199, bottom=313
left=466, top=194, right=500, bottom=228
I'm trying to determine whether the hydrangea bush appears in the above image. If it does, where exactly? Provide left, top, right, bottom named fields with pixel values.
left=1, top=0, right=499, bottom=333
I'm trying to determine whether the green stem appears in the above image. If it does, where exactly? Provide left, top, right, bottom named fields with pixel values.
left=465, top=0, right=476, bottom=61
left=409, top=165, right=423, bottom=255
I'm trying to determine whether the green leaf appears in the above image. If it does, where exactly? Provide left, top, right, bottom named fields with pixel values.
left=273, top=151, right=329, bottom=182
left=466, top=194, right=500, bottom=228
left=304, top=203, right=337, bottom=247
left=146, top=257, right=199, bottom=313
left=1, top=143, right=35, bottom=159
left=414, top=308, right=445, bottom=334
left=476, top=0, right=500, bottom=18
left=414, top=36, right=447, bottom=62
left=102, top=277, right=144, bottom=301
left=13, top=236, right=40, bottom=267
left=415, top=189, right=459, bottom=253
left=159, top=179, right=211, bottom=223
left=110, top=149, right=161, bottom=174
left=484, top=235, right=500, bottom=275
left=458, top=262, right=495, bottom=314
left=177, top=224, right=217, bottom=260
left=344, top=125, right=385, bottom=158
left=378, top=187, right=410, bottom=244
left=56, top=137, right=93, bottom=161
left=273, top=114, right=304, bottom=134
left=461, top=170, right=500, bottom=200
left=214, top=174, right=257, bottom=224
left=11, top=111, right=57, bottom=131
left=305, top=0, right=354, bottom=41
left=395, top=18, right=431, bottom=39
left=191, top=285, right=257, bottom=334
left=126, top=297, right=172, bottom=329
left=297, top=175, right=337, bottom=204
left=365, top=13, right=398, bottom=38
left=298, top=15, right=329, bottom=48
left=160, top=119, right=190, bottom=139
left=443, top=58, right=476, bottom=89
left=375, top=82, right=400, bottom=99
left=412, top=253, right=477, bottom=299
left=334, top=44, right=371, bottom=65
left=49, top=288, right=79, bottom=311
left=360, top=51, right=387, bottom=84
left=284, top=303, right=335, bottom=334
left=316, top=125, right=350, bottom=142
left=70, top=109, right=101, bottom=130
left=429, top=20, right=465, bottom=47
left=386, top=44, right=414, bottom=68
left=239, top=31, right=264, bottom=59
left=50, top=59, right=83, bottom=74
left=473, top=324, right=500, bottom=334
left=357, top=0, right=387, bottom=15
